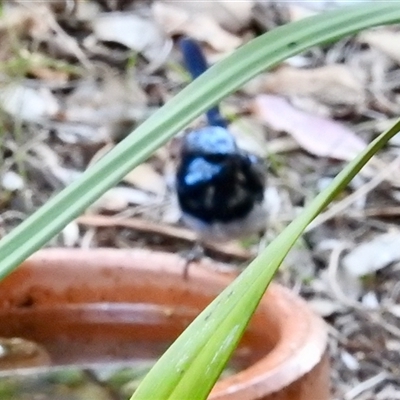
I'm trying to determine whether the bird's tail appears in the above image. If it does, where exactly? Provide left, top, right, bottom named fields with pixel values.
left=179, top=37, right=227, bottom=128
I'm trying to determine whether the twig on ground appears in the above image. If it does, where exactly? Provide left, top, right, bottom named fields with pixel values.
left=344, top=371, right=389, bottom=400
left=76, top=214, right=252, bottom=261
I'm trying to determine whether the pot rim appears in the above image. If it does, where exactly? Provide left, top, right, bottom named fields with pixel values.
left=1, top=248, right=328, bottom=399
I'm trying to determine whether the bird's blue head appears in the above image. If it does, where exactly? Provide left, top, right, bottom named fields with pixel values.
left=182, top=126, right=237, bottom=157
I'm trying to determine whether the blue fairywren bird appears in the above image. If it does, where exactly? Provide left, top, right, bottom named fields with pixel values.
left=176, top=38, right=267, bottom=242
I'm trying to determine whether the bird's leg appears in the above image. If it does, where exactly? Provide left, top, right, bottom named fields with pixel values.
left=256, top=229, right=267, bottom=256
left=181, top=241, right=205, bottom=280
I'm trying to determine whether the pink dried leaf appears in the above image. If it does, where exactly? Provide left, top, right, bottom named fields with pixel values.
left=253, top=94, right=367, bottom=161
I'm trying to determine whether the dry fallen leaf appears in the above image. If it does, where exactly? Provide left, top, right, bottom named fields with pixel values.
left=256, top=65, right=365, bottom=116
left=287, top=5, right=317, bottom=21
left=62, top=73, right=147, bottom=142
left=0, top=84, right=60, bottom=123
left=163, top=0, right=254, bottom=32
left=229, top=117, right=267, bottom=157
left=46, top=121, right=112, bottom=145
left=345, top=43, right=398, bottom=115
left=1, top=171, right=24, bottom=192
left=253, top=94, right=367, bottom=161
left=361, top=291, right=380, bottom=309
left=343, top=232, right=400, bottom=277
left=92, top=12, right=171, bottom=64
left=340, top=350, right=359, bottom=371
left=89, top=187, right=155, bottom=213
left=284, top=246, right=316, bottom=280
left=124, top=163, right=166, bottom=196
left=28, top=65, right=70, bottom=83
left=0, top=3, right=60, bottom=40
left=153, top=2, right=241, bottom=52
left=11, top=3, right=92, bottom=69
left=62, top=221, right=80, bottom=247
left=359, top=29, right=400, bottom=65
left=308, top=297, right=345, bottom=317
left=28, top=142, right=82, bottom=187
left=322, top=262, right=363, bottom=305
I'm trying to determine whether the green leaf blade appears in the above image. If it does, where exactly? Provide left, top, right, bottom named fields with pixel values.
left=131, top=112, right=400, bottom=398
left=0, top=4, right=400, bottom=281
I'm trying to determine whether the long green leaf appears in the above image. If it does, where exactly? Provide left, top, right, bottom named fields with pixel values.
left=0, top=5, right=399, bottom=280
left=131, top=8, right=400, bottom=400
left=132, top=121, right=400, bottom=400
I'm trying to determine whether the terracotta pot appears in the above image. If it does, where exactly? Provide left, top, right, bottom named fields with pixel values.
left=0, top=248, right=330, bottom=399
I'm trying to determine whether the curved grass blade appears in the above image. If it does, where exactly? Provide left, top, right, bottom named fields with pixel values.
left=0, top=4, right=399, bottom=280
left=131, top=115, right=400, bottom=399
